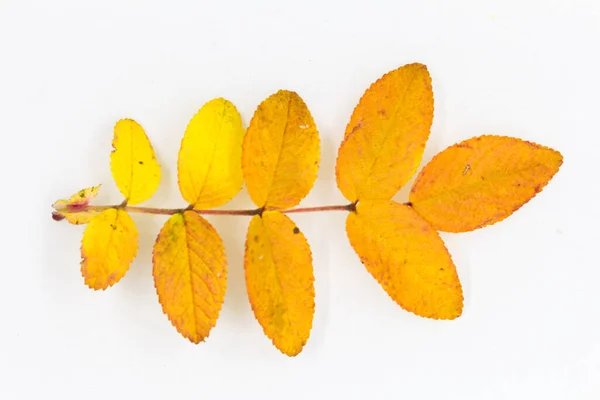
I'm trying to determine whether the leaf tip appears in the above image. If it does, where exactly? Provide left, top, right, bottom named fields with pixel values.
left=275, top=88, right=296, bottom=97
left=408, top=61, right=428, bottom=70
left=280, top=344, right=305, bottom=357
left=184, top=331, right=205, bottom=345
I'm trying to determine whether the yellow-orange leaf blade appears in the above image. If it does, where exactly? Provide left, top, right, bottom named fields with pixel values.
left=153, top=211, right=227, bottom=343
left=80, top=208, right=138, bottom=290
left=52, top=184, right=101, bottom=224
left=346, top=200, right=463, bottom=319
left=55, top=210, right=99, bottom=225
left=409, top=135, right=563, bottom=232
left=335, top=63, right=434, bottom=202
left=242, top=90, right=320, bottom=209
left=110, top=119, right=161, bottom=205
left=178, top=98, right=245, bottom=208
left=244, top=211, right=315, bottom=356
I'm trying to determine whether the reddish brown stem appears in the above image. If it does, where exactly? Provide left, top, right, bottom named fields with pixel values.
left=81, top=204, right=354, bottom=217
left=282, top=204, right=355, bottom=213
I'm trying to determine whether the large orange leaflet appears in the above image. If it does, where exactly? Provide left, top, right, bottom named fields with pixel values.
left=336, top=63, right=434, bottom=202
left=347, top=200, right=463, bottom=319
left=410, top=135, right=563, bottom=232
left=244, top=211, right=315, bottom=356
left=242, top=90, right=320, bottom=209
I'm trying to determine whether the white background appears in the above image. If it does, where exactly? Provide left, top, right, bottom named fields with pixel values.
left=1, top=0, right=598, bottom=399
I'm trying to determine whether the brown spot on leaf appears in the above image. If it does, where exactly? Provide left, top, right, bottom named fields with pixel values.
left=348, top=120, right=363, bottom=136
left=293, top=227, right=300, bottom=234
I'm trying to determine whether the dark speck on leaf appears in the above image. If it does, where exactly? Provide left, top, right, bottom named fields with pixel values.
left=138, top=161, right=144, bottom=165
left=110, top=224, right=117, bottom=230
left=293, top=227, right=300, bottom=234
left=254, top=235, right=259, bottom=242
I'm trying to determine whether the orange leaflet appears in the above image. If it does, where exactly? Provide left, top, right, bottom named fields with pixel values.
left=336, top=63, right=434, bottom=202
left=346, top=200, right=463, bottom=319
left=242, top=90, right=320, bottom=209
left=80, top=208, right=138, bottom=290
left=153, top=211, right=227, bottom=343
left=244, top=211, right=315, bottom=356
left=410, top=135, right=563, bottom=232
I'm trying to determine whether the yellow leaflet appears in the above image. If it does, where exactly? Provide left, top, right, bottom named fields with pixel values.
left=178, top=98, right=244, bottom=209
left=153, top=211, right=227, bottom=343
left=346, top=200, right=463, bottom=319
left=336, top=63, right=434, bottom=202
left=52, top=185, right=101, bottom=224
left=242, top=90, right=320, bottom=209
left=409, top=135, right=563, bottom=232
left=110, top=119, right=161, bottom=205
left=244, top=211, right=315, bottom=356
left=80, top=208, right=138, bottom=290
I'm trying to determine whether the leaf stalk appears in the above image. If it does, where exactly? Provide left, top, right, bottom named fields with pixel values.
left=76, top=204, right=354, bottom=217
